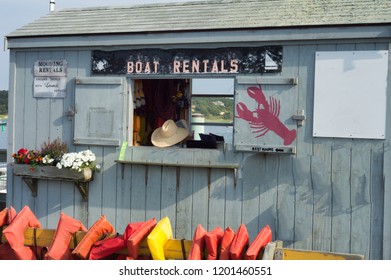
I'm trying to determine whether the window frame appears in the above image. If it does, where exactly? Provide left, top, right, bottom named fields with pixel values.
left=189, top=78, right=235, bottom=144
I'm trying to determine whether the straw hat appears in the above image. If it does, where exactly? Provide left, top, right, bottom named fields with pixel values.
left=151, top=119, right=189, bottom=147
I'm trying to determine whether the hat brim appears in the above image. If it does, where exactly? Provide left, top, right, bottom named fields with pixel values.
left=151, top=127, right=189, bottom=147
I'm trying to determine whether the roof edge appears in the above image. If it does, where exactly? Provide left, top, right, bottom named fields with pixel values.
left=6, top=22, right=391, bottom=40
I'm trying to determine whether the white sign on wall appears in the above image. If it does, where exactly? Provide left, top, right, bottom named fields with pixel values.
left=34, top=60, right=67, bottom=77
left=34, top=60, right=67, bottom=98
left=34, top=77, right=67, bottom=98
left=313, top=50, right=388, bottom=139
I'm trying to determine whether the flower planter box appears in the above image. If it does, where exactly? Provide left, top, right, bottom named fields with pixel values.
left=12, top=164, right=93, bottom=200
left=12, top=164, right=92, bottom=181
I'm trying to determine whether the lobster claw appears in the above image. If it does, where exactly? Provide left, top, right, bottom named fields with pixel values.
left=247, top=85, right=268, bottom=109
left=236, top=102, right=256, bottom=122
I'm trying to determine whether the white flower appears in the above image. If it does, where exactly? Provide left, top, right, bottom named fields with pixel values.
left=42, top=155, right=54, bottom=165
left=56, top=150, right=98, bottom=173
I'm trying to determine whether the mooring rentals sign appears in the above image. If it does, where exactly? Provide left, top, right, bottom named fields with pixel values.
left=91, top=47, right=282, bottom=75
left=34, top=60, right=67, bottom=98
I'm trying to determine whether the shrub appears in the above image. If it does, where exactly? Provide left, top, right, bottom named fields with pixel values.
left=40, top=138, right=69, bottom=166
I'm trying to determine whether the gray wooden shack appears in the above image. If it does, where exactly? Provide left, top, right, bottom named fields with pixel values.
left=5, top=0, right=391, bottom=259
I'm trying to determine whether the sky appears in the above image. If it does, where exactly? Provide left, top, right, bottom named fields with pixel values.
left=0, top=0, right=204, bottom=90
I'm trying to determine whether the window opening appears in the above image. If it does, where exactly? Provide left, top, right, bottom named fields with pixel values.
left=131, top=78, right=234, bottom=148
left=132, top=79, right=190, bottom=146
left=191, top=78, right=234, bottom=144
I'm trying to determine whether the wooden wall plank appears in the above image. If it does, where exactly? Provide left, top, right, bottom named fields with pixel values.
left=350, top=142, right=371, bottom=257
left=161, top=166, right=177, bottom=232
left=175, top=166, right=193, bottom=240
left=311, top=149, right=332, bottom=252
left=191, top=167, right=209, bottom=232
left=130, top=164, right=146, bottom=222
left=115, top=163, right=132, bottom=234
left=85, top=146, right=103, bottom=227
left=292, top=156, right=313, bottom=250
left=330, top=143, right=351, bottom=253
left=276, top=155, right=295, bottom=247
left=241, top=153, right=262, bottom=239
left=207, top=168, right=227, bottom=230
left=369, top=144, right=385, bottom=259
left=259, top=155, right=278, bottom=239
left=224, top=151, right=242, bottom=232
left=383, top=147, right=391, bottom=259
left=101, top=147, right=118, bottom=228
left=60, top=50, right=79, bottom=219
left=145, top=165, right=163, bottom=222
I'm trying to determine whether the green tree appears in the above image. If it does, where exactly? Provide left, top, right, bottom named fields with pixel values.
left=192, top=97, right=233, bottom=122
left=0, top=91, right=8, bottom=115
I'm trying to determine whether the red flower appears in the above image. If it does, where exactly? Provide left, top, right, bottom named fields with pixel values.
left=12, top=148, right=44, bottom=165
left=18, top=148, right=28, bottom=155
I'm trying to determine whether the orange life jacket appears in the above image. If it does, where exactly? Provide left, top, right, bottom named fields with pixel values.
left=127, top=218, right=156, bottom=260
left=245, top=224, right=272, bottom=260
left=2, top=205, right=42, bottom=260
left=205, top=226, right=224, bottom=260
left=0, top=207, right=18, bottom=260
left=45, top=212, right=87, bottom=260
left=230, top=224, right=249, bottom=260
left=219, top=226, right=235, bottom=260
left=72, top=215, right=115, bottom=259
left=188, top=224, right=207, bottom=260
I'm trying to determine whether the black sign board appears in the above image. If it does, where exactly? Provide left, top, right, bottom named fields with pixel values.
left=91, top=47, right=282, bottom=75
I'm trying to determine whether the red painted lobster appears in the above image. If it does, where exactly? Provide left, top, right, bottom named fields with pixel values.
left=236, top=85, right=296, bottom=146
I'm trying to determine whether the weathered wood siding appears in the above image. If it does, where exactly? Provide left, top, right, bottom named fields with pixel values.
left=7, top=42, right=390, bottom=260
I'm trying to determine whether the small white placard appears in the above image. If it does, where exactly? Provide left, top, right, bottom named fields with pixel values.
left=34, top=77, right=67, bottom=98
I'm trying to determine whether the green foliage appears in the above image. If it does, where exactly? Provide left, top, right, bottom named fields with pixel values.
left=0, top=91, right=8, bottom=115
left=192, top=97, right=234, bottom=122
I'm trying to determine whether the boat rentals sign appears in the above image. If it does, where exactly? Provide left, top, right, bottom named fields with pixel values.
left=91, top=47, right=282, bottom=76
